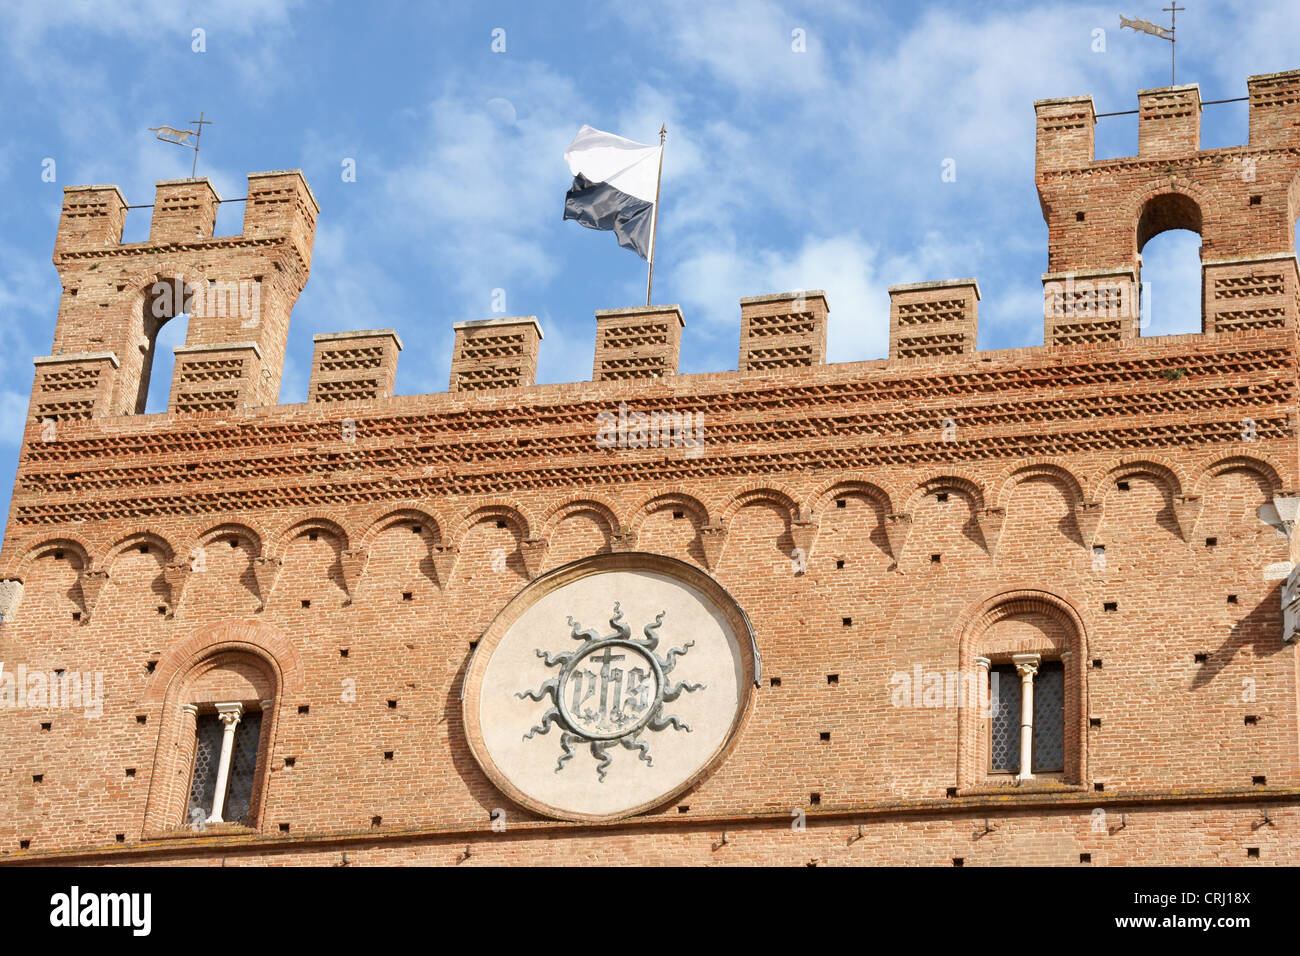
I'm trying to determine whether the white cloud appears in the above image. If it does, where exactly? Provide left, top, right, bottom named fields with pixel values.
left=0, top=0, right=304, bottom=178
left=0, top=0, right=299, bottom=57
left=674, top=232, right=889, bottom=365
left=616, top=0, right=835, bottom=96
left=380, top=61, right=590, bottom=314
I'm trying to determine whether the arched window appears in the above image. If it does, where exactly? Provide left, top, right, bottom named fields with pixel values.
left=957, top=590, right=1087, bottom=792
left=1136, top=193, right=1203, bottom=337
left=147, top=650, right=277, bottom=831
left=136, top=279, right=193, bottom=414
left=143, top=309, right=190, bottom=413
left=139, top=621, right=300, bottom=836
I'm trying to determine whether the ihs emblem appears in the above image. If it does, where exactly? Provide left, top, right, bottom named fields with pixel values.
left=516, top=603, right=704, bottom=781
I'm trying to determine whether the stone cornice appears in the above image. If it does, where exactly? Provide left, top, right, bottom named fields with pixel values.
left=33, top=351, right=120, bottom=368
left=1037, top=144, right=1300, bottom=181
left=54, top=234, right=307, bottom=280
left=5, top=785, right=1296, bottom=865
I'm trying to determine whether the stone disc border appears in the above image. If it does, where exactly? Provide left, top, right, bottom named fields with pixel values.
left=460, top=551, right=761, bottom=823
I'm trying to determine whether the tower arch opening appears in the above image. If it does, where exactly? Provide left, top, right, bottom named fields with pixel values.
left=1136, top=193, right=1204, bottom=337
left=136, top=278, right=194, bottom=414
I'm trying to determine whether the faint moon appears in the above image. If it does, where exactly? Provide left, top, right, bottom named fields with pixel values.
left=486, top=97, right=517, bottom=125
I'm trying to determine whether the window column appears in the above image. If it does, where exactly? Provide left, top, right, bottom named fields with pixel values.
left=1012, top=654, right=1040, bottom=782
left=974, top=655, right=992, bottom=715
left=207, top=702, right=244, bottom=823
left=178, top=702, right=200, bottom=820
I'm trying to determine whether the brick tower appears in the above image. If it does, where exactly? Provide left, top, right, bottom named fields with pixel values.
left=1035, top=72, right=1300, bottom=344
left=39, top=171, right=316, bottom=420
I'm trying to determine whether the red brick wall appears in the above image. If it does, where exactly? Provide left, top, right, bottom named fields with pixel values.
left=3, top=73, right=1300, bottom=866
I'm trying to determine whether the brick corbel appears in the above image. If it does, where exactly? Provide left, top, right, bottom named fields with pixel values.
left=884, top=513, right=912, bottom=567
left=520, top=537, right=549, bottom=579
left=162, top=562, right=191, bottom=619
left=1172, top=495, right=1203, bottom=543
left=252, top=556, right=282, bottom=610
left=431, top=545, right=459, bottom=588
left=79, top=568, right=109, bottom=623
left=1073, top=501, right=1104, bottom=549
left=341, top=548, right=369, bottom=604
left=974, top=508, right=1006, bottom=559
left=698, top=523, right=727, bottom=570
left=790, top=518, right=818, bottom=558
left=610, top=529, right=638, bottom=552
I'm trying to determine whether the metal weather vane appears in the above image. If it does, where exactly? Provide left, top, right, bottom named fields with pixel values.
left=1120, top=4, right=1184, bottom=86
left=149, top=111, right=212, bottom=177
left=516, top=603, right=703, bottom=781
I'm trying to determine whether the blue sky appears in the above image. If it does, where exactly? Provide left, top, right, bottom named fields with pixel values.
left=0, top=0, right=1296, bottom=543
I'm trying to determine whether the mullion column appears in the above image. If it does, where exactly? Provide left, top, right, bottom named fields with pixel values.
left=1013, top=654, right=1040, bottom=781
left=207, top=702, right=244, bottom=823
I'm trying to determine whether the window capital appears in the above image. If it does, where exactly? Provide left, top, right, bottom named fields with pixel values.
left=1012, top=653, right=1041, bottom=679
left=214, top=702, right=244, bottom=728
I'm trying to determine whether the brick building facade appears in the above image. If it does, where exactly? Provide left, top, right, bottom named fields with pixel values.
left=2, top=70, right=1300, bottom=866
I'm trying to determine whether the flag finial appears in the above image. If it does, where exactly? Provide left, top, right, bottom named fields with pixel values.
left=149, top=111, right=211, bottom=177
left=1119, top=4, right=1183, bottom=86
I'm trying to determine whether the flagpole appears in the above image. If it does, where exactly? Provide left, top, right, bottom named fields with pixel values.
left=645, top=123, right=666, bottom=307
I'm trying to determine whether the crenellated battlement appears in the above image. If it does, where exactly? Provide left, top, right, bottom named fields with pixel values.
left=148, top=178, right=220, bottom=244
left=55, top=184, right=129, bottom=252
left=888, top=280, right=979, bottom=359
left=1035, top=70, right=1300, bottom=169
left=53, top=170, right=318, bottom=264
left=1136, top=84, right=1202, bottom=158
left=1034, top=69, right=1300, bottom=347
left=1248, top=69, right=1300, bottom=148
left=24, top=71, right=1300, bottom=426
left=39, top=171, right=318, bottom=421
